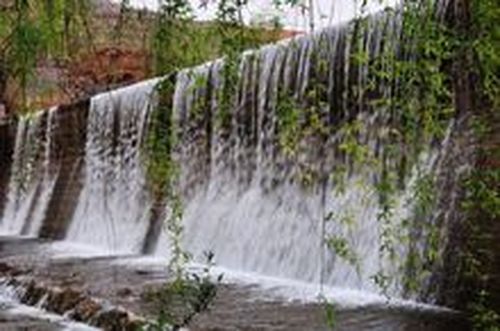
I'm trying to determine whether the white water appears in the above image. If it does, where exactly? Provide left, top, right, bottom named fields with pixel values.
left=67, top=79, right=160, bottom=253
left=155, top=11, right=416, bottom=295
left=0, top=108, right=58, bottom=236
left=0, top=281, right=99, bottom=331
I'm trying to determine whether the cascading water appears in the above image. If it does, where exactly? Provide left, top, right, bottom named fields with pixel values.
left=67, top=79, right=161, bottom=253
left=153, top=10, right=445, bottom=295
left=0, top=7, right=461, bottom=301
left=1, top=108, right=58, bottom=236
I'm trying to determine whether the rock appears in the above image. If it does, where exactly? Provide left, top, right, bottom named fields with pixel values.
left=0, top=263, right=24, bottom=276
left=95, top=309, right=129, bottom=331
left=95, top=308, right=145, bottom=331
left=0, top=262, right=14, bottom=275
left=71, top=297, right=102, bottom=322
left=126, top=314, right=146, bottom=331
left=46, top=287, right=84, bottom=315
left=116, top=287, right=133, bottom=297
left=135, top=269, right=151, bottom=275
left=2, top=276, right=147, bottom=330
left=21, top=280, right=46, bottom=306
left=5, top=278, right=18, bottom=286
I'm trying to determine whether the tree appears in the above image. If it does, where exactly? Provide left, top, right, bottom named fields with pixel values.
left=0, top=0, right=91, bottom=112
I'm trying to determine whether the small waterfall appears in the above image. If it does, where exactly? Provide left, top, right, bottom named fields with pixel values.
left=66, top=79, right=160, bottom=253
left=0, top=108, right=58, bottom=236
left=0, top=280, right=100, bottom=330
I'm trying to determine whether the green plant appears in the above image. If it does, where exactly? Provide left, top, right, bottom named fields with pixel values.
left=0, top=0, right=93, bottom=111
left=143, top=251, right=223, bottom=330
left=273, top=3, right=495, bottom=320
left=319, top=295, right=337, bottom=330
left=145, top=75, right=192, bottom=283
left=469, top=291, right=500, bottom=331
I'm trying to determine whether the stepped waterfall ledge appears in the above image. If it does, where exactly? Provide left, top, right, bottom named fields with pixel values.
left=0, top=4, right=479, bottom=311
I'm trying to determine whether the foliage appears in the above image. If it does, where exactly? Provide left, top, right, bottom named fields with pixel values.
left=469, top=291, right=500, bottom=331
left=464, top=0, right=500, bottom=328
left=145, top=74, right=190, bottom=283
left=330, top=0, right=454, bottom=297
left=471, top=0, right=500, bottom=109
left=276, top=91, right=301, bottom=156
left=0, top=0, right=285, bottom=113
left=325, top=235, right=358, bottom=267
left=152, top=0, right=193, bottom=75
left=401, top=171, right=438, bottom=296
left=142, top=252, right=223, bottom=330
left=271, top=0, right=456, bottom=295
left=318, top=295, right=337, bottom=330
left=0, top=0, right=92, bottom=110
left=461, top=165, right=500, bottom=330
left=270, top=3, right=498, bottom=327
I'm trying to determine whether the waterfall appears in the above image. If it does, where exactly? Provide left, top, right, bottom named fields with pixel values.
left=66, top=79, right=161, bottom=253
left=1, top=108, right=58, bottom=236
left=152, top=10, right=441, bottom=294
left=0, top=7, right=464, bottom=300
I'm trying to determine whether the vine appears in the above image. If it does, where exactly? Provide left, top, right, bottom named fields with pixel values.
left=271, top=0, right=495, bottom=309
left=454, top=0, right=499, bottom=327
left=215, top=0, right=246, bottom=133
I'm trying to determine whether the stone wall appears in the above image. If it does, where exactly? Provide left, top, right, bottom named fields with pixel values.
left=429, top=114, right=478, bottom=308
left=39, top=100, right=90, bottom=239
left=473, top=111, right=500, bottom=310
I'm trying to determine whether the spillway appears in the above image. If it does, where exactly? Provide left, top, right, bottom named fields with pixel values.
left=0, top=4, right=473, bottom=305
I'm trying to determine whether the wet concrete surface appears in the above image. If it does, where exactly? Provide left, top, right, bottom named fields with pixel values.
left=0, top=236, right=470, bottom=331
